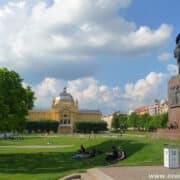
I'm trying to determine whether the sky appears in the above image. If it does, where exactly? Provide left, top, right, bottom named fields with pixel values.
left=0, top=0, right=179, bottom=114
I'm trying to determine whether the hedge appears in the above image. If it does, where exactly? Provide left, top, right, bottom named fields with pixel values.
left=26, top=120, right=59, bottom=133
left=74, top=121, right=107, bottom=133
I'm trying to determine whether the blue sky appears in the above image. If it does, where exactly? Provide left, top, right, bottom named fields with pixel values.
left=0, top=0, right=178, bottom=114
left=98, top=0, right=179, bottom=86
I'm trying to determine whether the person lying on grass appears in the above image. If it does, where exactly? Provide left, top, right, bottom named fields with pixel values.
left=72, top=145, right=96, bottom=159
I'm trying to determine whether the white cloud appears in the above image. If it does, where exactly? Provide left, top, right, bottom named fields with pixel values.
left=32, top=72, right=166, bottom=113
left=124, top=72, right=166, bottom=109
left=0, top=0, right=172, bottom=80
left=158, top=52, right=172, bottom=61
left=167, top=64, right=178, bottom=75
left=34, top=77, right=66, bottom=107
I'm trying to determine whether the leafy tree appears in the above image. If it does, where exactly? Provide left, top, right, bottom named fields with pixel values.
left=127, top=112, right=139, bottom=129
left=118, top=115, right=127, bottom=129
left=141, top=113, right=152, bottom=130
left=159, top=113, right=168, bottom=128
left=25, top=86, right=35, bottom=109
left=111, top=114, right=120, bottom=130
left=0, top=68, right=35, bottom=133
left=0, top=96, right=9, bottom=132
left=126, top=111, right=168, bottom=131
left=148, top=113, right=168, bottom=130
left=148, top=116, right=158, bottom=131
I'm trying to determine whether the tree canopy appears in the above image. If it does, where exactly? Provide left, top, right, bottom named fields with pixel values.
left=111, top=112, right=168, bottom=132
left=111, top=114, right=128, bottom=134
left=0, top=68, right=35, bottom=132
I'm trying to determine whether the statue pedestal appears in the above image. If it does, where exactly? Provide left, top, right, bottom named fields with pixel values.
left=168, top=75, right=180, bottom=131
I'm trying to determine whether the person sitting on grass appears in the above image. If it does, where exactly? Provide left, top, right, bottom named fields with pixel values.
left=105, top=145, right=118, bottom=162
left=78, top=145, right=86, bottom=154
left=105, top=145, right=126, bottom=162
left=72, top=145, right=87, bottom=159
left=118, top=146, right=126, bottom=160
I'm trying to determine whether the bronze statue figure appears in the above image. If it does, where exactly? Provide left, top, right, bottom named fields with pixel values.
left=174, top=33, right=180, bottom=74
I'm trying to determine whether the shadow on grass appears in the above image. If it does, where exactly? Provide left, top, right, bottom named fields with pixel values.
left=0, top=139, right=146, bottom=175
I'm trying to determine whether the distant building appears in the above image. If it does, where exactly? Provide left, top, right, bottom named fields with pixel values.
left=102, top=114, right=113, bottom=129
left=148, top=99, right=161, bottom=116
left=134, top=105, right=149, bottom=115
left=148, top=99, right=168, bottom=116
left=160, top=100, right=168, bottom=114
left=102, top=111, right=127, bottom=129
left=28, top=87, right=102, bottom=133
left=133, top=99, right=168, bottom=116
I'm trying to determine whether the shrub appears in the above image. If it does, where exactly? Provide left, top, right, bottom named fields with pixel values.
left=74, top=121, right=107, bottom=133
left=26, top=119, right=59, bottom=133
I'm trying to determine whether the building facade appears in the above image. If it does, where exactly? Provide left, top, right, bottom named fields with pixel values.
left=148, top=99, right=161, bottom=116
left=168, top=75, right=180, bottom=130
left=148, top=99, right=168, bottom=116
left=133, top=99, right=168, bottom=116
left=28, top=88, right=102, bottom=133
left=134, top=105, right=149, bottom=115
left=160, top=100, right=168, bottom=114
left=102, top=114, right=113, bottom=129
left=102, top=111, right=127, bottom=129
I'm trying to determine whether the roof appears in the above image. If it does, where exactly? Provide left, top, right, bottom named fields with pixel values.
left=79, top=109, right=101, bottom=113
left=56, top=87, right=74, bottom=103
left=113, top=111, right=128, bottom=116
left=134, top=105, right=149, bottom=113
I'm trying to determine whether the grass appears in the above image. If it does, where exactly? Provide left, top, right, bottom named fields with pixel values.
left=124, top=130, right=151, bottom=135
left=0, top=134, right=179, bottom=179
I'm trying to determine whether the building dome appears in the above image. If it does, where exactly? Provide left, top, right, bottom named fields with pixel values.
left=58, top=87, right=74, bottom=102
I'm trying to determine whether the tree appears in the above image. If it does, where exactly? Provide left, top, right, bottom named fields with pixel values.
left=118, top=115, right=127, bottom=129
left=127, top=112, right=139, bottom=130
left=159, top=113, right=168, bottom=128
left=25, top=86, right=35, bottom=110
left=111, top=114, right=120, bottom=130
left=148, top=113, right=168, bottom=130
left=0, top=96, right=9, bottom=132
left=148, top=116, right=158, bottom=131
left=0, top=68, right=35, bottom=133
left=140, top=113, right=152, bottom=130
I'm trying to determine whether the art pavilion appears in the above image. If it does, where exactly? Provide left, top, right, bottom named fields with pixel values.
left=28, top=87, right=102, bottom=133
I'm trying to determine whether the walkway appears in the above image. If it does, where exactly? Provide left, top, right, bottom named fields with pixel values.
left=0, top=145, right=73, bottom=149
left=80, top=166, right=180, bottom=180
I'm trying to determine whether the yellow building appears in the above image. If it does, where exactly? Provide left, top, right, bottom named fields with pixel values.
left=102, top=114, right=113, bottom=129
left=28, top=87, right=102, bottom=133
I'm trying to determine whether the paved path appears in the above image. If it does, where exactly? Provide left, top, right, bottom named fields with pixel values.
left=0, top=145, right=73, bottom=149
left=96, top=166, right=180, bottom=180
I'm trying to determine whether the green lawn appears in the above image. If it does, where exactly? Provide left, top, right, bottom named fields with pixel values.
left=0, top=134, right=179, bottom=180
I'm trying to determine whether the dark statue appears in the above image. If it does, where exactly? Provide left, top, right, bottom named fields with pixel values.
left=169, top=85, right=180, bottom=106
left=174, top=33, right=180, bottom=74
